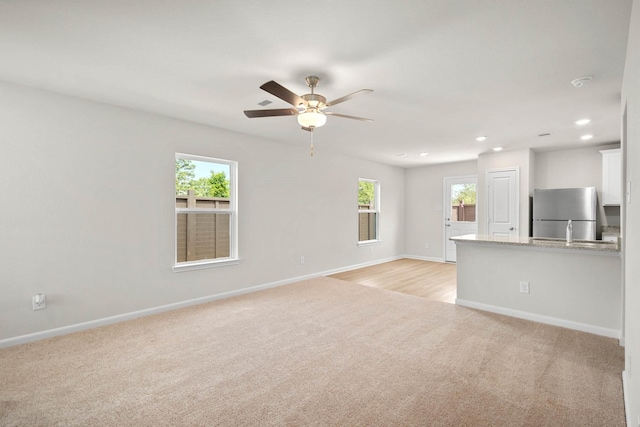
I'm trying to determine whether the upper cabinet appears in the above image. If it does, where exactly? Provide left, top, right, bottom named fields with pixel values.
left=600, top=148, right=622, bottom=206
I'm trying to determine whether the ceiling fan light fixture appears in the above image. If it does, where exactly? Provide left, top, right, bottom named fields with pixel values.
left=244, top=77, right=372, bottom=136
left=297, top=110, right=327, bottom=128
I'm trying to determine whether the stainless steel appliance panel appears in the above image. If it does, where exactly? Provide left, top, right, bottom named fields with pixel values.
left=532, top=187, right=597, bottom=239
left=532, top=220, right=596, bottom=240
left=533, top=187, right=597, bottom=221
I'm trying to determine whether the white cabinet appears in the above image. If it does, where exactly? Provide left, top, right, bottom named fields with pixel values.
left=600, top=148, right=622, bottom=206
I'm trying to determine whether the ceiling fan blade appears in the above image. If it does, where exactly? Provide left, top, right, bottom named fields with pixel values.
left=260, top=81, right=307, bottom=108
left=324, top=112, right=373, bottom=122
left=244, top=108, right=298, bottom=118
left=326, top=89, right=373, bottom=107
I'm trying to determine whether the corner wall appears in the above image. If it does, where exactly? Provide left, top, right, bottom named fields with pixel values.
left=621, top=0, right=640, bottom=423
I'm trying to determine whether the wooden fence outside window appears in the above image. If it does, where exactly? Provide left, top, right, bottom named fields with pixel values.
left=358, top=204, right=377, bottom=241
left=451, top=204, right=476, bottom=222
left=176, top=190, right=230, bottom=263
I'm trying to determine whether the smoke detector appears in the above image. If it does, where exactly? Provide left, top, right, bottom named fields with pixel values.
left=571, top=76, right=592, bottom=88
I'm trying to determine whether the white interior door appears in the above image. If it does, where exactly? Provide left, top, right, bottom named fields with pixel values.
left=444, top=176, right=478, bottom=262
left=486, top=168, right=519, bottom=238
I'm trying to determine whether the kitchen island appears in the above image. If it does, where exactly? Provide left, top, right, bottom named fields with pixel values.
left=451, top=234, right=622, bottom=340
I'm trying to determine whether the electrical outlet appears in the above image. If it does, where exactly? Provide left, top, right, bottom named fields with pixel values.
left=370, top=246, right=374, bottom=253
left=519, top=281, right=530, bottom=294
left=424, top=242, right=429, bottom=249
left=32, top=294, right=46, bottom=310
left=300, top=256, right=305, bottom=265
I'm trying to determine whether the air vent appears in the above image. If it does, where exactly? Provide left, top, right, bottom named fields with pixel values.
left=538, top=133, right=552, bottom=137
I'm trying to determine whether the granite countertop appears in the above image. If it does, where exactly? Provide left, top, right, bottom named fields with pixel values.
left=450, top=234, right=620, bottom=253
left=602, top=226, right=621, bottom=237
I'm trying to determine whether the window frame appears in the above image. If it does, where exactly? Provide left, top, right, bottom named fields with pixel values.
left=357, top=178, right=381, bottom=245
left=173, top=153, right=239, bottom=272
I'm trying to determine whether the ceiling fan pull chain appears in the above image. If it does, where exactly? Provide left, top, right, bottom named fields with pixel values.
left=310, top=128, right=314, bottom=157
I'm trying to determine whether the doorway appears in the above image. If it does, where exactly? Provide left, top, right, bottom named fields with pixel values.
left=444, top=176, right=478, bottom=262
left=486, top=168, right=519, bottom=238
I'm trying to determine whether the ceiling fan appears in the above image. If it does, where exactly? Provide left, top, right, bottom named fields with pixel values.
left=244, top=76, right=373, bottom=131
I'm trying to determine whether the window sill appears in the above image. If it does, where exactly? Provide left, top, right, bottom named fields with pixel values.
left=173, top=258, right=240, bottom=273
left=357, top=240, right=381, bottom=247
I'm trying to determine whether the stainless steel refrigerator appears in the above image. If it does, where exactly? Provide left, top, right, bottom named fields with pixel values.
left=532, top=187, right=597, bottom=240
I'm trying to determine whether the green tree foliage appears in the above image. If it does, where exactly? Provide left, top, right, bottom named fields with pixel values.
left=205, top=172, right=230, bottom=197
left=452, top=183, right=476, bottom=205
left=358, top=181, right=375, bottom=206
left=175, top=159, right=230, bottom=198
left=175, top=159, right=196, bottom=195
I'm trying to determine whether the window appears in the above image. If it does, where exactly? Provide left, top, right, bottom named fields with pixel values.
left=174, top=153, right=238, bottom=271
left=358, top=178, right=379, bottom=243
left=449, top=182, right=477, bottom=223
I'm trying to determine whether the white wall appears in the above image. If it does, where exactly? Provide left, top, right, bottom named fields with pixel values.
left=477, top=148, right=533, bottom=236
left=0, top=81, right=405, bottom=341
left=535, top=144, right=619, bottom=189
left=404, top=160, right=477, bottom=260
left=622, top=0, right=640, bottom=423
left=535, top=143, right=621, bottom=229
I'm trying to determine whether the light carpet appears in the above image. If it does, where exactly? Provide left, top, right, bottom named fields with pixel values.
left=0, top=277, right=625, bottom=426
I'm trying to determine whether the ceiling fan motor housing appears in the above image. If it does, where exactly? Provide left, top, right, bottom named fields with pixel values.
left=301, top=93, right=326, bottom=109
left=305, top=75, right=320, bottom=88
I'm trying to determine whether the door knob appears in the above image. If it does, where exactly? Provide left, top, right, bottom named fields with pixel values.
left=509, top=227, right=514, bottom=230
left=446, top=224, right=450, bottom=227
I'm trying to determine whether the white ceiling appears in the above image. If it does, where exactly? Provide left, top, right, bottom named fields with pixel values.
left=0, top=0, right=632, bottom=167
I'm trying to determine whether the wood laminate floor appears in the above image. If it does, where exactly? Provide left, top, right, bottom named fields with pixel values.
left=329, top=258, right=457, bottom=303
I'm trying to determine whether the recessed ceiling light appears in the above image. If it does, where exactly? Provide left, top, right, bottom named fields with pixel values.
left=580, top=134, right=594, bottom=140
left=475, top=136, right=487, bottom=142
left=397, top=154, right=408, bottom=158
left=492, top=147, right=503, bottom=152
left=575, top=119, right=591, bottom=125
left=419, top=152, right=429, bottom=157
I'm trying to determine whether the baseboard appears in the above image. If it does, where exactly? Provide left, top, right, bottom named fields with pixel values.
left=402, top=254, right=446, bottom=263
left=455, top=299, right=621, bottom=339
left=319, top=255, right=404, bottom=276
left=623, top=370, right=631, bottom=427
left=0, top=255, right=403, bottom=349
